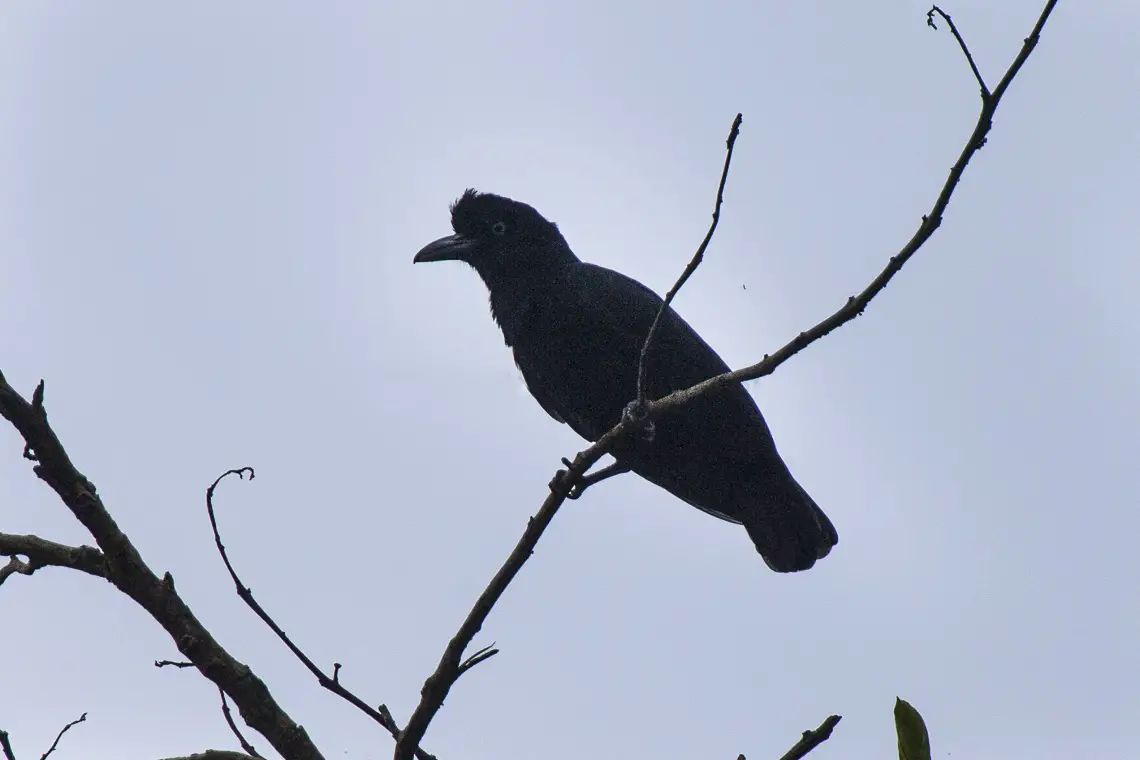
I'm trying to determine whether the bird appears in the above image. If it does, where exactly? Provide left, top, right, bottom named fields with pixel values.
left=414, top=189, right=838, bottom=572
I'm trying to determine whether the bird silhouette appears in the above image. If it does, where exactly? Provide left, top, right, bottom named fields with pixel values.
left=414, top=190, right=837, bottom=571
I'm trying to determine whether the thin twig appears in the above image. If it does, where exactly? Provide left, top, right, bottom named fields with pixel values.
left=777, top=715, right=842, bottom=760
left=394, top=5, right=1058, bottom=758
left=989, top=1, right=1059, bottom=104
left=927, top=6, right=989, bottom=97
left=1, top=729, right=16, bottom=760
left=204, top=470, right=438, bottom=760
left=635, top=113, right=743, bottom=409
left=38, top=712, right=86, bottom=760
left=219, top=689, right=262, bottom=759
left=457, top=643, right=499, bottom=676
left=154, top=659, right=195, bottom=669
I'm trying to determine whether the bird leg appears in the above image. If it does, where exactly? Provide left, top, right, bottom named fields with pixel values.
left=559, top=458, right=632, bottom=499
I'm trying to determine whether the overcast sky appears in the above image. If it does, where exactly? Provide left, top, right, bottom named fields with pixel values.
left=2, top=2, right=1138, bottom=759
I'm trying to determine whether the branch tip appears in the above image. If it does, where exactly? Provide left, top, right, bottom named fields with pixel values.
left=635, top=112, right=743, bottom=407
left=927, top=5, right=990, bottom=96
left=219, top=688, right=262, bottom=759
left=155, top=659, right=195, bottom=669
left=777, top=714, right=841, bottom=760
left=39, top=712, right=87, bottom=760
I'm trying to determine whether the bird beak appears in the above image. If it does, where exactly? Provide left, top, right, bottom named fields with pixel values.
left=413, top=234, right=477, bottom=263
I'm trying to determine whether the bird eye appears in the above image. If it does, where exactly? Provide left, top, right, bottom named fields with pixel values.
left=491, top=220, right=507, bottom=236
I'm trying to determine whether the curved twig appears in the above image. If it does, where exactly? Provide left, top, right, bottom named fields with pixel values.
left=205, top=470, right=438, bottom=760
left=927, top=6, right=989, bottom=97
left=635, top=113, right=743, bottom=409
left=219, top=689, right=262, bottom=759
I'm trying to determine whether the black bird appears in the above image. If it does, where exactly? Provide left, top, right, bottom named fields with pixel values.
left=414, top=190, right=838, bottom=572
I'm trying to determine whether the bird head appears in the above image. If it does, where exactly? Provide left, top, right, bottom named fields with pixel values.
left=413, top=189, right=576, bottom=276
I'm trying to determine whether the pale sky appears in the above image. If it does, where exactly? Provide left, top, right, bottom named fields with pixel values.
left=2, top=2, right=1138, bottom=759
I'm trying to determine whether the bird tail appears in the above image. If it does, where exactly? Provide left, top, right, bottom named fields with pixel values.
left=741, top=479, right=838, bottom=573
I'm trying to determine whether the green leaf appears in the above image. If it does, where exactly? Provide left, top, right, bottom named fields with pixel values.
left=894, top=697, right=931, bottom=760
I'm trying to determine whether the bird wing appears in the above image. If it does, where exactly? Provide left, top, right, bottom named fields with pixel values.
left=521, top=366, right=567, bottom=426
left=511, top=262, right=792, bottom=527
left=512, top=262, right=745, bottom=440
left=512, top=264, right=655, bottom=441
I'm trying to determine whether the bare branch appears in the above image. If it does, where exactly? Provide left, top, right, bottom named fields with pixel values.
left=0, top=533, right=106, bottom=587
left=38, top=712, right=86, bottom=760
left=560, top=458, right=631, bottom=500
left=204, top=470, right=438, bottom=760
left=635, top=113, right=743, bottom=409
left=776, top=715, right=842, bottom=760
left=219, top=689, right=262, bottom=760
left=457, top=643, right=500, bottom=676
left=392, top=458, right=597, bottom=760
left=927, top=6, right=989, bottom=96
left=158, top=753, right=259, bottom=760
left=395, top=4, right=1058, bottom=758
left=636, top=0, right=1061, bottom=418
left=154, top=659, right=195, bottom=669
left=1, top=729, right=16, bottom=760
left=0, top=373, right=324, bottom=760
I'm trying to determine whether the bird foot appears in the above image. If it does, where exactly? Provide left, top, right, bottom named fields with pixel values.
left=621, top=399, right=656, bottom=443
left=565, top=460, right=633, bottom=499
left=551, top=457, right=633, bottom=499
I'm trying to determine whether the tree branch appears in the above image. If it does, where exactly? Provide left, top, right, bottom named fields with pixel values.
left=155, top=659, right=196, bottom=669
left=159, top=753, right=258, bottom=760
left=637, top=0, right=1061, bottom=416
left=635, top=112, right=743, bottom=408
left=1, top=729, right=15, bottom=760
left=218, top=689, right=262, bottom=759
left=0, top=714, right=90, bottom=760
left=0, top=533, right=106, bottom=587
left=776, top=714, right=842, bottom=760
left=0, top=372, right=324, bottom=760
left=38, top=712, right=86, bottom=760
left=927, top=6, right=989, bottom=97
left=394, top=4, right=1059, bottom=757
left=204, top=469, right=438, bottom=760
left=392, top=459, right=595, bottom=760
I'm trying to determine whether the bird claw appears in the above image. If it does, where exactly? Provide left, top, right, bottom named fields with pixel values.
left=551, top=468, right=589, bottom=499
left=622, top=399, right=656, bottom=443
left=549, top=469, right=572, bottom=494
left=562, top=460, right=633, bottom=500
